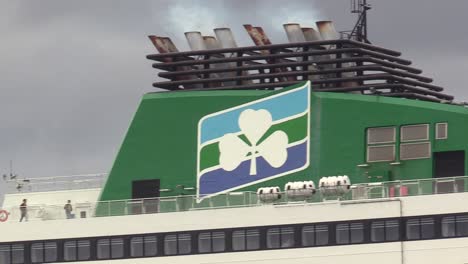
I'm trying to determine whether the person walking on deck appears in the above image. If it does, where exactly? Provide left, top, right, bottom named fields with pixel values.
left=64, top=200, right=73, bottom=219
left=19, top=199, right=28, bottom=222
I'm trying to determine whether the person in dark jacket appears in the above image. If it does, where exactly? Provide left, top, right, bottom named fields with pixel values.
left=19, top=199, right=27, bottom=222
left=64, top=200, right=73, bottom=219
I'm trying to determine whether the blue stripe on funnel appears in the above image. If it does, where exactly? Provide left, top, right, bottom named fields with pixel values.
left=199, top=142, right=308, bottom=195
left=200, top=85, right=308, bottom=144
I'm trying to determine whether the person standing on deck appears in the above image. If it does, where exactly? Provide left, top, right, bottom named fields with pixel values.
left=64, top=200, right=73, bottom=219
left=19, top=199, right=28, bottom=222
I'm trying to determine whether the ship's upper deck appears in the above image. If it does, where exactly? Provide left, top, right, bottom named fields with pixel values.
left=1, top=175, right=467, bottom=223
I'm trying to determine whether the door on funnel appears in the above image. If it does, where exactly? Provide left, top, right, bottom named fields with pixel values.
left=433, top=151, right=465, bottom=194
left=132, top=179, right=160, bottom=214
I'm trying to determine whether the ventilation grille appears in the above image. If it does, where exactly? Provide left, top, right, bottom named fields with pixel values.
left=401, top=124, right=429, bottom=142
left=436, top=123, right=448, bottom=139
left=400, top=142, right=431, bottom=160
left=367, top=145, right=395, bottom=162
left=367, top=127, right=396, bottom=144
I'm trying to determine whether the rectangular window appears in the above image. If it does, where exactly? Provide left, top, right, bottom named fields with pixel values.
left=436, top=123, right=448, bottom=140
left=267, top=228, right=281, bottom=248
left=31, top=242, right=56, bottom=263
left=406, top=218, right=435, bottom=240
left=367, top=145, right=395, bottom=162
left=198, top=232, right=225, bottom=253
left=12, top=244, right=24, bottom=264
left=406, top=219, right=420, bottom=240
left=232, top=229, right=260, bottom=251
left=371, top=221, right=385, bottom=242
left=302, top=224, right=329, bottom=247
left=232, top=230, right=246, bottom=251
left=336, top=222, right=363, bottom=244
left=130, top=237, right=144, bottom=257
left=368, top=127, right=396, bottom=144
left=316, top=225, right=329, bottom=246
left=420, top=218, right=435, bottom=239
left=164, top=234, right=192, bottom=255
left=44, top=242, right=57, bottom=262
left=400, top=142, right=431, bottom=160
left=97, top=239, right=110, bottom=259
left=336, top=224, right=350, bottom=244
left=401, top=124, right=429, bottom=142
left=77, top=240, right=91, bottom=261
left=144, top=236, right=158, bottom=256
left=0, top=245, right=10, bottom=264
left=64, top=241, right=77, bottom=261
left=110, top=238, right=124, bottom=259
left=386, top=220, right=400, bottom=241
left=442, top=216, right=455, bottom=237
left=442, top=215, right=468, bottom=237
left=164, top=235, right=177, bottom=255
left=131, top=236, right=157, bottom=257
left=31, top=243, right=44, bottom=263
left=456, top=215, right=468, bottom=236
left=350, top=223, right=364, bottom=243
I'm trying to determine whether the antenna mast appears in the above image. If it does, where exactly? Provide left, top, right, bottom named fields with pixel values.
left=349, top=0, right=371, bottom=43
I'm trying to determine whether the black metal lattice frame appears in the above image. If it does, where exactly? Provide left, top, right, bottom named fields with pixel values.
left=147, top=39, right=453, bottom=103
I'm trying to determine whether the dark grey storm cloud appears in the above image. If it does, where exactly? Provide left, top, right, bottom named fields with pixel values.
left=0, top=0, right=467, bottom=199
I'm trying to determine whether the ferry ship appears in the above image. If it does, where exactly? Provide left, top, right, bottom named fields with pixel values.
left=1, top=2, right=468, bottom=263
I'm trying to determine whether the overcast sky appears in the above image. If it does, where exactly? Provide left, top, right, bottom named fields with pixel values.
left=1, top=0, right=467, bottom=201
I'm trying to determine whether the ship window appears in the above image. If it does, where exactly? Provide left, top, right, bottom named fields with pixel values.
left=31, top=242, right=56, bottom=263
left=97, top=238, right=123, bottom=259
left=111, top=238, right=124, bottom=259
left=406, top=217, right=435, bottom=240
left=12, top=244, right=24, bottom=264
left=401, top=124, right=429, bottom=142
left=371, top=220, right=400, bottom=242
left=130, top=237, right=144, bottom=257
left=64, top=240, right=90, bottom=261
left=456, top=215, right=468, bottom=236
left=164, top=233, right=192, bottom=255
left=442, top=216, right=455, bottom=237
left=97, top=239, right=110, bottom=259
left=232, top=229, right=260, bottom=251
left=336, top=222, right=364, bottom=244
left=0, top=245, right=10, bottom=264
left=368, top=127, right=396, bottom=144
left=436, top=123, right=448, bottom=140
left=198, top=232, right=225, bottom=253
left=367, top=145, right=395, bottom=162
left=400, top=142, right=431, bottom=160
left=266, top=227, right=295, bottom=249
left=302, top=224, right=329, bottom=247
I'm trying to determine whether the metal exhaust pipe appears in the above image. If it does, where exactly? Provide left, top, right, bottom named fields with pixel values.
left=214, top=28, right=247, bottom=86
left=184, top=31, right=207, bottom=51
left=214, top=28, right=238, bottom=49
left=202, top=36, right=219, bottom=50
left=301, top=27, right=322, bottom=41
left=283, top=23, right=306, bottom=43
left=316, top=21, right=340, bottom=41
left=203, top=36, right=222, bottom=87
left=316, top=21, right=358, bottom=89
left=148, top=36, right=199, bottom=88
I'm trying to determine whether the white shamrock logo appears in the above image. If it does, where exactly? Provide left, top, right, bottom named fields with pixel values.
left=219, top=109, right=288, bottom=175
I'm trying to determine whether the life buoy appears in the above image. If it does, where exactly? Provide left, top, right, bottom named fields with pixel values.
left=0, top=210, right=9, bottom=222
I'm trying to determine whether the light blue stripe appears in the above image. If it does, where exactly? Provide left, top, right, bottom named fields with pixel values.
left=200, top=85, right=309, bottom=144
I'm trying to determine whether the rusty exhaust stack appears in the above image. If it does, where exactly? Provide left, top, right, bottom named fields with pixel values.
left=244, top=24, right=295, bottom=83
left=148, top=35, right=201, bottom=89
left=316, top=21, right=358, bottom=89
